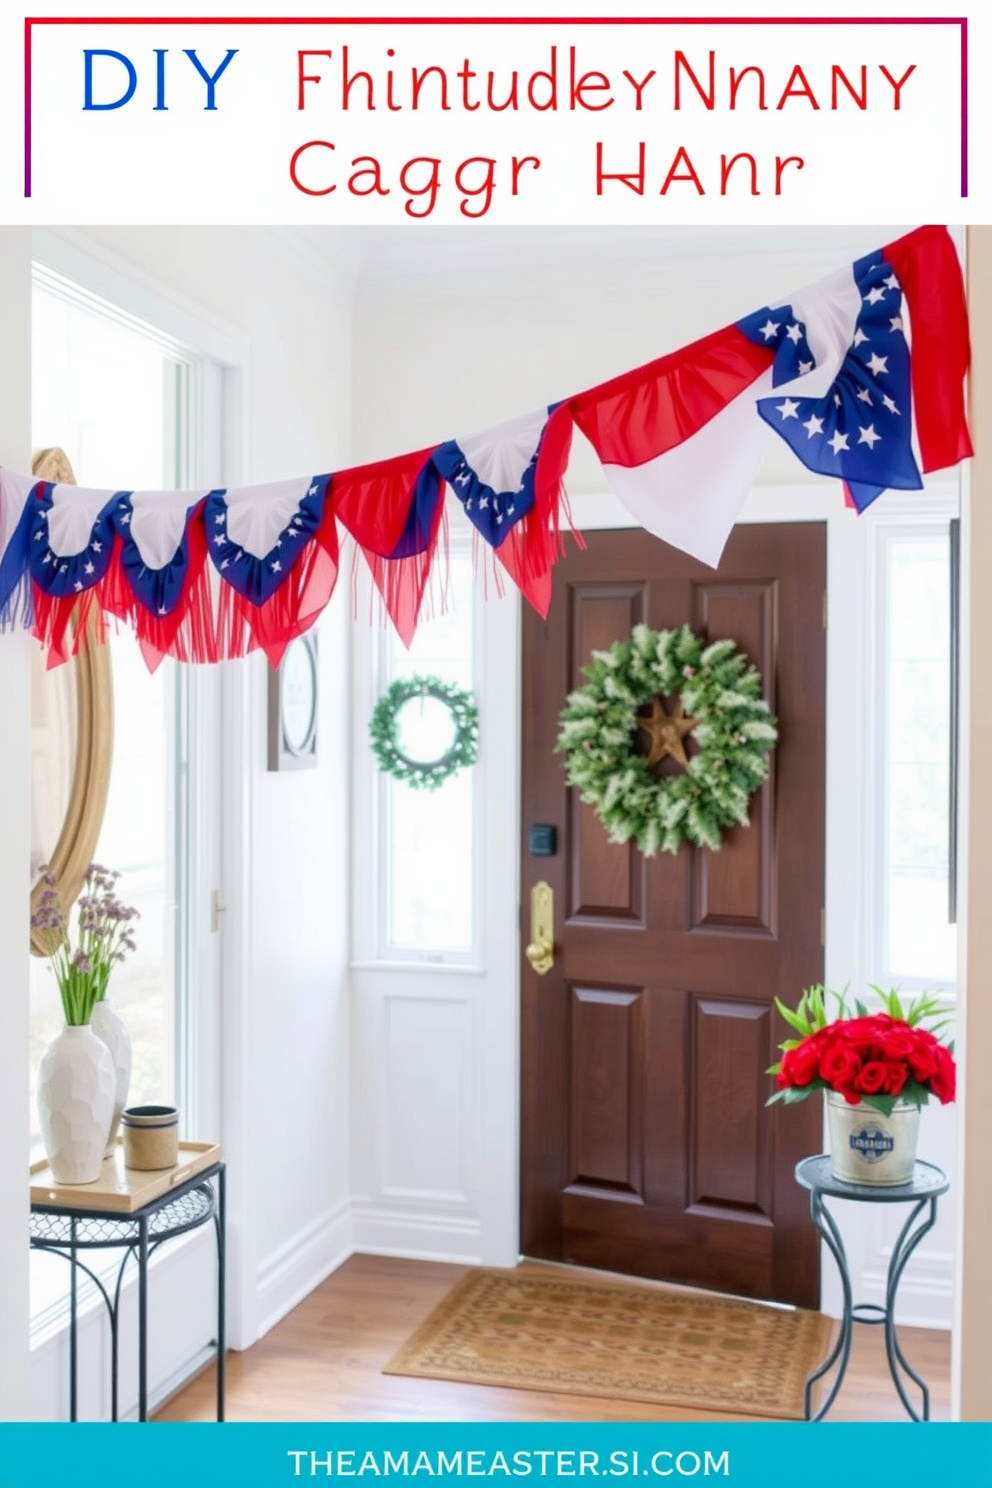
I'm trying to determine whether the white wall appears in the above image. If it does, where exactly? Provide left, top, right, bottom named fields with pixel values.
left=955, top=227, right=992, bottom=1417
left=18, top=227, right=356, bottom=1415
left=0, top=229, right=33, bottom=1420
left=349, top=226, right=959, bottom=1328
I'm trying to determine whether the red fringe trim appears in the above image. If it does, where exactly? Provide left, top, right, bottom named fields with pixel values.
left=26, top=416, right=582, bottom=668
left=215, top=515, right=340, bottom=668
left=493, top=405, right=580, bottom=619
left=333, top=446, right=445, bottom=647
left=100, top=500, right=215, bottom=670
left=32, top=580, right=109, bottom=669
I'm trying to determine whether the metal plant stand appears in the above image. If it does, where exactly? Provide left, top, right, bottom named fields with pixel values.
left=30, top=1160, right=225, bottom=1422
left=795, top=1155, right=948, bottom=1422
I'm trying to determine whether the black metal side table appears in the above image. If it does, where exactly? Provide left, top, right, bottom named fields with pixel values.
left=795, top=1154, right=948, bottom=1422
left=30, top=1159, right=225, bottom=1422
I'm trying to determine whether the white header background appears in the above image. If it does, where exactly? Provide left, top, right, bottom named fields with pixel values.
left=0, top=0, right=985, bottom=226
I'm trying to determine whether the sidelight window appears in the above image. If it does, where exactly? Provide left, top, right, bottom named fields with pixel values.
left=875, top=521, right=957, bottom=990
left=370, top=541, right=479, bottom=964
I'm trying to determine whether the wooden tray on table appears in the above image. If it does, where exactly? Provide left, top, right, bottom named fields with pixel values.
left=30, top=1139, right=222, bottom=1213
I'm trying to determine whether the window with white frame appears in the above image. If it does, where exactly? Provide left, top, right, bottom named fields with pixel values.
left=374, top=541, right=478, bottom=963
left=875, top=517, right=957, bottom=991
left=29, top=263, right=223, bottom=1325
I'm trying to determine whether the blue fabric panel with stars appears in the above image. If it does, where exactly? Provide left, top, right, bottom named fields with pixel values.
left=736, top=305, right=816, bottom=386
left=431, top=441, right=536, bottom=548
left=28, top=483, right=118, bottom=596
left=203, top=475, right=331, bottom=604
left=431, top=409, right=560, bottom=549
left=739, top=255, right=921, bottom=512
left=115, top=493, right=202, bottom=616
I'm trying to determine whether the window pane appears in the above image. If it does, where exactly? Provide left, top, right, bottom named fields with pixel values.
left=29, top=277, right=184, bottom=1155
left=382, top=550, right=475, bottom=958
left=91, top=633, right=178, bottom=1109
left=27, top=637, right=178, bottom=1149
left=32, top=282, right=171, bottom=489
left=882, top=534, right=956, bottom=984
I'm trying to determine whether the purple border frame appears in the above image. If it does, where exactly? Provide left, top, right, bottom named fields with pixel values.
left=23, top=15, right=969, bottom=202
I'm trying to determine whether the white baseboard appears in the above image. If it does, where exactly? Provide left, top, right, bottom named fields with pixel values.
left=351, top=1201, right=482, bottom=1264
left=821, top=1247, right=953, bottom=1329
left=255, top=1200, right=353, bottom=1341
left=860, top=1252, right=954, bottom=1330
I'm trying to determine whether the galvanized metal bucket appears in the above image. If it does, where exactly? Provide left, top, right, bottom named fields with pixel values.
left=825, top=1091, right=920, bottom=1186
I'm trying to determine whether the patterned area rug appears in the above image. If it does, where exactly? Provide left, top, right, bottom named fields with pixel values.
left=384, top=1268, right=832, bottom=1420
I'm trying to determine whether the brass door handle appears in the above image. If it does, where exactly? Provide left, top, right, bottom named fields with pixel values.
left=525, top=937, right=553, bottom=974
left=526, top=882, right=554, bottom=975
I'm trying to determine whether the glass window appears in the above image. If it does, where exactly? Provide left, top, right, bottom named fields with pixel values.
left=377, top=546, right=477, bottom=962
left=29, top=275, right=191, bottom=1162
left=878, top=527, right=956, bottom=988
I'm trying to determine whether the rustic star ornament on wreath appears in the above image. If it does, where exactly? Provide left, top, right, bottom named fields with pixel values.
left=637, top=695, right=698, bottom=768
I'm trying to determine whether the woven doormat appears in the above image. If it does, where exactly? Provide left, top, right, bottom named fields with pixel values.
left=384, top=1268, right=832, bottom=1420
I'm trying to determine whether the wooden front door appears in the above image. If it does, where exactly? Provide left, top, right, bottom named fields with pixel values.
left=520, top=524, right=826, bottom=1308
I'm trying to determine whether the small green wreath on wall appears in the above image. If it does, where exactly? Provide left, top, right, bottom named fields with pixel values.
left=370, top=675, right=479, bottom=791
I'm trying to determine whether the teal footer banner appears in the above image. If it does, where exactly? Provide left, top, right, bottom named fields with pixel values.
left=1, top=1423, right=990, bottom=1486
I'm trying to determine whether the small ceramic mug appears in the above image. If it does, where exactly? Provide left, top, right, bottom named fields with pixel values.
left=122, top=1105, right=179, bottom=1170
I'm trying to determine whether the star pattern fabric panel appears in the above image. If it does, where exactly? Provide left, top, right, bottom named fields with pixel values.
left=742, top=225, right=972, bottom=513
left=207, top=474, right=338, bottom=667
left=103, top=488, right=214, bottom=669
left=433, top=404, right=575, bottom=618
left=29, top=480, right=130, bottom=666
left=433, top=407, right=549, bottom=548
left=747, top=259, right=921, bottom=512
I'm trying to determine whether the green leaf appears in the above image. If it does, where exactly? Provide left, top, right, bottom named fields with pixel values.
left=773, top=996, right=813, bottom=1037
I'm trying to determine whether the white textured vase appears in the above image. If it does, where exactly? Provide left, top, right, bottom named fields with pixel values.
left=826, top=1091, right=921, bottom=1186
left=37, top=1025, right=116, bottom=1184
left=90, top=998, right=132, bottom=1155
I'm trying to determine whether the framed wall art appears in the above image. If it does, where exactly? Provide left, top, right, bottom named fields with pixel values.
left=267, top=631, right=319, bottom=771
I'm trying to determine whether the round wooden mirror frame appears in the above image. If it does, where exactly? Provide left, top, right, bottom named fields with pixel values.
left=29, top=448, right=114, bottom=955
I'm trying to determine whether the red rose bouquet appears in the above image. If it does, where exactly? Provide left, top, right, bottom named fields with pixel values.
left=768, top=984, right=956, bottom=1115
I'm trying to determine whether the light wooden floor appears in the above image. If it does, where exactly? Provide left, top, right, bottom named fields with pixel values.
left=155, top=1254, right=951, bottom=1424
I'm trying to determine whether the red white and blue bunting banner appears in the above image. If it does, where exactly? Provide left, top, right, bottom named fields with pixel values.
left=0, top=224, right=972, bottom=670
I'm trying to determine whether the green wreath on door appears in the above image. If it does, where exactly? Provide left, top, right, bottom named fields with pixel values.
left=556, top=623, right=777, bottom=856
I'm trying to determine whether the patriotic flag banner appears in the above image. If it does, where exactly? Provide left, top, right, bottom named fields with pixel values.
left=0, top=470, right=339, bottom=669
left=206, top=474, right=338, bottom=668
left=333, top=446, right=446, bottom=648
left=433, top=406, right=558, bottom=547
left=432, top=403, right=575, bottom=618
left=569, top=322, right=776, bottom=568
left=747, top=223, right=971, bottom=512
left=19, top=476, right=124, bottom=665
left=109, top=487, right=214, bottom=668
left=745, top=255, right=919, bottom=513
left=0, top=225, right=972, bottom=670
left=570, top=223, right=971, bottom=566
